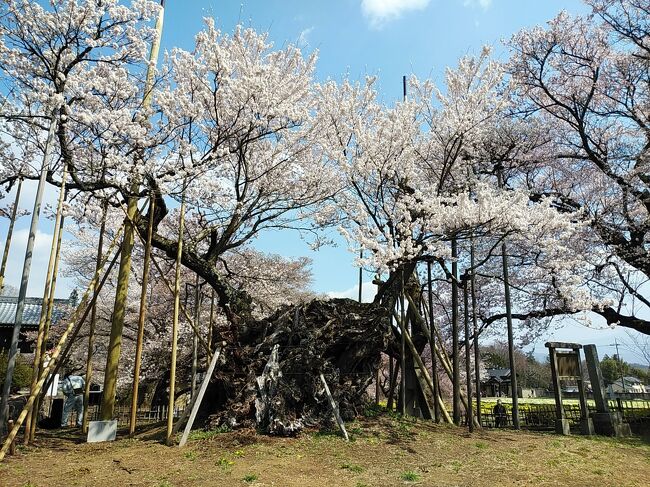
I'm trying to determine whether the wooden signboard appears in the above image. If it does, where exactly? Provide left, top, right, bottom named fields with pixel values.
left=556, top=352, right=580, bottom=379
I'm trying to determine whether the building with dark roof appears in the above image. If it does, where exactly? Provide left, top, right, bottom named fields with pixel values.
left=0, top=296, right=70, bottom=353
left=480, top=368, right=513, bottom=397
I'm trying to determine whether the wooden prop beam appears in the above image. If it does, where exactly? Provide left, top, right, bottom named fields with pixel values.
left=320, top=373, right=349, bottom=441
left=0, top=226, right=123, bottom=462
left=178, top=345, right=223, bottom=447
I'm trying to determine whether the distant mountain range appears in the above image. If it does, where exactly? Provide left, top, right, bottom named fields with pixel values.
left=630, top=363, right=649, bottom=371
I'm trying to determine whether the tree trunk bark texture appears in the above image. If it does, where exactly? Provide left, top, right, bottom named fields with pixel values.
left=196, top=298, right=391, bottom=436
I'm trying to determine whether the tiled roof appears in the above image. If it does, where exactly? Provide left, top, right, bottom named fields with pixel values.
left=0, top=296, right=70, bottom=328
left=486, top=368, right=511, bottom=379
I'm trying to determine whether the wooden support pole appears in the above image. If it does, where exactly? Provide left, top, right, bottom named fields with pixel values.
left=426, top=261, right=439, bottom=423
left=82, top=201, right=107, bottom=434
left=398, top=314, right=451, bottom=423
left=451, top=240, right=460, bottom=425
left=0, top=177, right=22, bottom=294
left=121, top=202, right=211, bottom=357
left=39, top=224, right=126, bottom=405
left=129, top=194, right=156, bottom=435
left=100, top=0, right=165, bottom=423
left=399, top=272, right=406, bottom=416
left=190, top=274, right=201, bottom=401
left=7, top=421, right=15, bottom=456
left=100, top=194, right=138, bottom=421
left=463, top=283, right=474, bottom=432
left=470, top=238, right=481, bottom=426
left=0, top=114, right=58, bottom=432
left=25, top=164, right=68, bottom=443
left=387, top=357, right=397, bottom=411
left=207, top=290, right=215, bottom=354
left=401, top=296, right=479, bottom=426
left=0, top=227, right=123, bottom=462
left=178, top=345, right=223, bottom=447
left=166, top=189, right=186, bottom=446
left=498, top=168, right=519, bottom=429
left=320, top=373, right=349, bottom=441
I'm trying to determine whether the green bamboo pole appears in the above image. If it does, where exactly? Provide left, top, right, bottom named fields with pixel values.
left=0, top=177, right=23, bottom=294
left=82, top=200, right=107, bottom=434
left=25, top=163, right=68, bottom=443
left=129, top=194, right=155, bottom=435
left=166, top=188, right=186, bottom=446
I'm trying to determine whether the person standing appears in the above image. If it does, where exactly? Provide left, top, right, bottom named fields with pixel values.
left=60, top=372, right=85, bottom=428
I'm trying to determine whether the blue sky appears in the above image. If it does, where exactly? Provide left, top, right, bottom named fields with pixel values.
left=2, top=0, right=649, bottom=364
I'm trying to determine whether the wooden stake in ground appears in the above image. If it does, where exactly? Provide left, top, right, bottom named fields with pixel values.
left=0, top=177, right=23, bottom=294
left=0, top=115, right=58, bottom=433
left=319, top=373, right=349, bottom=441
left=129, top=194, right=156, bottom=435
left=100, top=0, right=165, bottom=422
left=82, top=201, right=107, bottom=433
left=25, top=162, right=68, bottom=444
left=166, top=188, right=186, bottom=446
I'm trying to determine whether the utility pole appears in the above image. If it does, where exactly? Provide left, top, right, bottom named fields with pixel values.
left=610, top=339, right=626, bottom=392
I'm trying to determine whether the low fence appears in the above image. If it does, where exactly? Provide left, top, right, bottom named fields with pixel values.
left=470, top=399, right=650, bottom=430
left=63, top=404, right=186, bottom=428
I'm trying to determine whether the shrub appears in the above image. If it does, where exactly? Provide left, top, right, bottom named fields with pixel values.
left=0, top=351, right=33, bottom=391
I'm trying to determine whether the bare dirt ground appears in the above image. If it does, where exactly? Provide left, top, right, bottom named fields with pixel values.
left=1, top=413, right=648, bottom=487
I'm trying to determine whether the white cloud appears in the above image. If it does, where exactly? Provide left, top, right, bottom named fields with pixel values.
left=297, top=27, right=314, bottom=48
left=326, top=280, right=377, bottom=303
left=463, top=0, right=493, bottom=10
left=361, top=0, right=431, bottom=28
